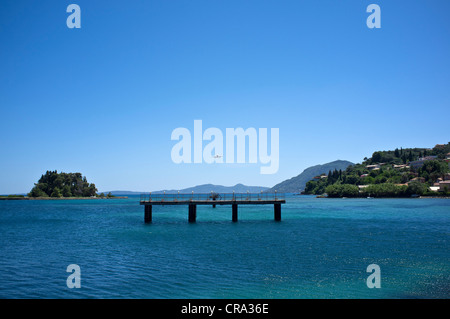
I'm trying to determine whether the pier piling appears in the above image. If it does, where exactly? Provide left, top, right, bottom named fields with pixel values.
left=188, top=204, right=197, bottom=223
left=232, top=204, right=238, bottom=222
left=145, top=205, right=152, bottom=223
left=274, top=203, right=281, bottom=221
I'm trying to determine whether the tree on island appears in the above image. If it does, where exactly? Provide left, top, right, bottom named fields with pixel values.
left=50, top=187, right=62, bottom=198
left=28, top=170, right=97, bottom=198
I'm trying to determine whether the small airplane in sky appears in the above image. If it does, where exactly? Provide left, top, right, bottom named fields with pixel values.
left=213, top=155, right=223, bottom=159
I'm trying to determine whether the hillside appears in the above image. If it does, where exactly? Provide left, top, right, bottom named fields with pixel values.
left=304, top=143, right=450, bottom=197
left=269, top=160, right=354, bottom=193
left=176, top=183, right=269, bottom=194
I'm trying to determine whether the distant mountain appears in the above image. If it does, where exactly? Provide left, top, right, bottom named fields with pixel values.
left=269, top=160, right=354, bottom=193
left=155, top=183, right=269, bottom=194
left=103, top=191, right=143, bottom=195
left=105, top=184, right=269, bottom=195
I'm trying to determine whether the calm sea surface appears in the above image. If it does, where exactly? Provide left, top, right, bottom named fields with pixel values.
left=0, top=195, right=448, bottom=299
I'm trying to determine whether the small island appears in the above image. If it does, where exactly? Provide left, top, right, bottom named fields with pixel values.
left=24, top=170, right=125, bottom=199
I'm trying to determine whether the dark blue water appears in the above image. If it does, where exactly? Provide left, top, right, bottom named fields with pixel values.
left=0, top=196, right=449, bottom=298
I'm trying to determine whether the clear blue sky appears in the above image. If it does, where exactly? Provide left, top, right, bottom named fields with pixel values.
left=1, top=0, right=449, bottom=194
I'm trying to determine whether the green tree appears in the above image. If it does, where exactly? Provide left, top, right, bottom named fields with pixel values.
left=28, top=185, right=48, bottom=197
left=325, top=184, right=359, bottom=198
left=62, top=185, right=72, bottom=197
left=362, top=176, right=375, bottom=184
left=51, top=187, right=62, bottom=198
left=341, top=184, right=359, bottom=197
left=406, top=181, right=427, bottom=196
left=363, top=183, right=407, bottom=198
left=374, top=175, right=388, bottom=184
left=344, top=175, right=359, bottom=185
left=372, top=151, right=382, bottom=163
left=82, top=183, right=97, bottom=197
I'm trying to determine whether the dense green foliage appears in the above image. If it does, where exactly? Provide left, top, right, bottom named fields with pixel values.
left=366, top=143, right=450, bottom=165
left=98, top=192, right=115, bottom=198
left=305, top=143, right=450, bottom=198
left=325, top=184, right=359, bottom=198
left=28, top=170, right=97, bottom=198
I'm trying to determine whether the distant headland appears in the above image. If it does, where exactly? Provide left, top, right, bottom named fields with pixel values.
left=303, top=143, right=450, bottom=198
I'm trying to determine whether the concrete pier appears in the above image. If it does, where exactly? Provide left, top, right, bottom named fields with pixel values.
left=140, top=193, right=286, bottom=223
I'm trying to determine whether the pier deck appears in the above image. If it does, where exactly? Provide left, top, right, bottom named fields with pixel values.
left=140, top=193, right=286, bottom=223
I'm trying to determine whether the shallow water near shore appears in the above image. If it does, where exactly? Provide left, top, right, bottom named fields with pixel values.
left=0, top=195, right=448, bottom=298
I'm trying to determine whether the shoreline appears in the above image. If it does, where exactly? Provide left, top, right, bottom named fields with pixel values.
left=0, top=196, right=128, bottom=200
left=314, top=195, right=450, bottom=199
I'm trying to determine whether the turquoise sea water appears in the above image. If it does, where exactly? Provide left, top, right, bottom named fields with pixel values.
left=0, top=195, right=448, bottom=299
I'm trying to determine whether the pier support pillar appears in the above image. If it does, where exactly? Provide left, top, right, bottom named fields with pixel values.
left=145, top=205, right=152, bottom=223
left=189, top=204, right=197, bottom=223
left=274, top=203, right=281, bottom=221
left=212, top=204, right=216, bottom=208
left=232, top=204, right=238, bottom=222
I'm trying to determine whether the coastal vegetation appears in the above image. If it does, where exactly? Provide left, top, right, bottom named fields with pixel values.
left=98, top=192, right=115, bottom=198
left=304, top=143, right=450, bottom=198
left=0, top=194, right=26, bottom=200
left=28, top=170, right=98, bottom=198
left=0, top=194, right=25, bottom=198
